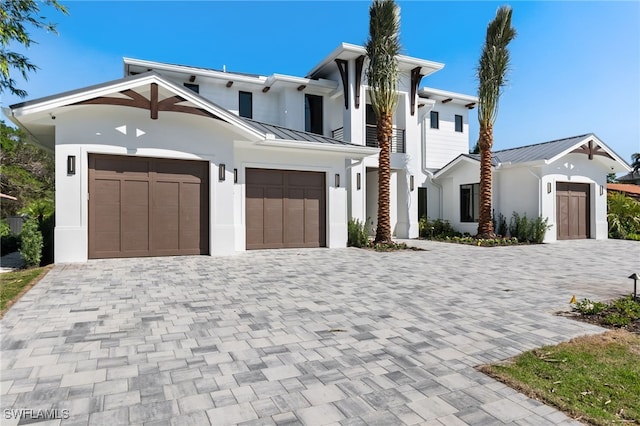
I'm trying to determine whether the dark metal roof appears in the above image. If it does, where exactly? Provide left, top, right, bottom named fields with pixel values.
left=241, top=119, right=363, bottom=147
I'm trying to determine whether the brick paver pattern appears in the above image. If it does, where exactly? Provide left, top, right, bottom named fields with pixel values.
left=1, top=239, right=638, bottom=425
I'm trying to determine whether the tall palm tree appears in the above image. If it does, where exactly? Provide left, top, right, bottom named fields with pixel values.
left=365, top=0, right=401, bottom=244
left=476, top=6, right=516, bottom=238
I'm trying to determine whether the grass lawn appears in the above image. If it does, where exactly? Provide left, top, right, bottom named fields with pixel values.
left=480, top=330, right=640, bottom=425
left=0, top=266, right=50, bottom=316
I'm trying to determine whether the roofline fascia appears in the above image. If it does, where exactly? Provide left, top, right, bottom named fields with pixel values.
left=546, top=135, right=632, bottom=171
left=419, top=87, right=478, bottom=103
left=259, top=138, right=379, bottom=156
left=1, top=108, right=55, bottom=153
left=433, top=155, right=485, bottom=178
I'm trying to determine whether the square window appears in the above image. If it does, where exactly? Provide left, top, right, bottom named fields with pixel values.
left=455, top=115, right=463, bottom=132
left=430, top=111, right=439, bottom=129
left=239, top=91, right=252, bottom=119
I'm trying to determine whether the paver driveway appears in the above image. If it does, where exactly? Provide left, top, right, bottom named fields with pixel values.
left=1, top=239, right=638, bottom=425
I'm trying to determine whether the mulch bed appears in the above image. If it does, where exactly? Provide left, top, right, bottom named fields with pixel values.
left=558, top=309, right=640, bottom=335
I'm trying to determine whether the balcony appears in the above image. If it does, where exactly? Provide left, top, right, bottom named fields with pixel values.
left=331, top=125, right=406, bottom=153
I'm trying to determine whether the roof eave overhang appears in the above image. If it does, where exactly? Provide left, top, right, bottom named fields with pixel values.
left=259, top=138, right=378, bottom=156
left=547, top=135, right=632, bottom=172
left=433, top=155, right=486, bottom=179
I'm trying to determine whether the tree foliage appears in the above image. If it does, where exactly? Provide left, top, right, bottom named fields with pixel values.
left=607, top=192, right=640, bottom=239
left=365, top=0, right=401, bottom=244
left=631, top=153, right=640, bottom=173
left=1, top=0, right=68, bottom=98
left=475, top=5, right=516, bottom=238
left=0, top=120, right=54, bottom=216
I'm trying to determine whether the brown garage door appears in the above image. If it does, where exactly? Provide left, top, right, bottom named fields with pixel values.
left=556, top=182, right=590, bottom=240
left=89, top=154, right=209, bottom=258
left=246, top=169, right=325, bottom=249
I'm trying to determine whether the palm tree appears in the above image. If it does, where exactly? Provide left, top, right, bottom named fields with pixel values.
left=476, top=6, right=516, bottom=238
left=631, top=153, right=640, bottom=174
left=365, top=0, right=401, bottom=244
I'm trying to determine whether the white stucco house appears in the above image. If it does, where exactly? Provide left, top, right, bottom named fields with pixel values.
left=3, top=43, right=631, bottom=263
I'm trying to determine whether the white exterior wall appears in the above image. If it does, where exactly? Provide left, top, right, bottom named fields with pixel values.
left=540, top=154, right=609, bottom=242
left=494, top=167, right=541, bottom=222
left=52, top=105, right=353, bottom=263
left=424, top=103, right=471, bottom=170
left=438, top=161, right=484, bottom=235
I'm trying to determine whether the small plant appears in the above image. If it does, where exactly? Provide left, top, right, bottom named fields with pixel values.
left=496, top=212, right=508, bottom=237
left=419, top=216, right=459, bottom=239
left=611, top=296, right=640, bottom=320
left=507, top=212, right=550, bottom=243
left=19, top=219, right=43, bottom=268
left=573, top=298, right=607, bottom=315
left=603, top=313, right=631, bottom=327
left=347, top=218, right=369, bottom=248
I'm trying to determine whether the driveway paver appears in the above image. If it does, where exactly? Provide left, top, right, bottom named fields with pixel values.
left=1, top=239, right=638, bottom=425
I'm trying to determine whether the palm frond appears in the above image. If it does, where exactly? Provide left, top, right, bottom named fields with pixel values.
left=477, top=5, right=517, bottom=126
left=365, top=0, right=401, bottom=115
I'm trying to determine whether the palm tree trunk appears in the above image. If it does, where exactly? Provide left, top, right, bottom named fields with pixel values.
left=374, top=111, right=393, bottom=244
left=477, top=123, right=495, bottom=238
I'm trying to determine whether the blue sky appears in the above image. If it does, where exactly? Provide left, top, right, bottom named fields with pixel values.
left=2, top=1, right=638, bottom=164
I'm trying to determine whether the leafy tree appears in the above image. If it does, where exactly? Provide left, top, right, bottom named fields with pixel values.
left=607, top=191, right=640, bottom=239
left=607, top=172, right=618, bottom=183
left=365, top=0, right=401, bottom=244
left=476, top=6, right=516, bottom=238
left=0, top=120, right=54, bottom=216
left=1, top=0, right=68, bottom=98
left=631, top=153, right=640, bottom=174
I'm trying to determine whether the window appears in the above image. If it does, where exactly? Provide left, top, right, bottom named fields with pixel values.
left=184, top=83, right=199, bottom=94
left=455, top=115, right=463, bottom=132
left=418, top=187, right=428, bottom=220
left=460, top=183, right=479, bottom=222
left=305, top=94, right=323, bottom=134
left=430, top=111, right=439, bottom=129
left=366, top=104, right=377, bottom=125
left=239, top=91, right=252, bottom=119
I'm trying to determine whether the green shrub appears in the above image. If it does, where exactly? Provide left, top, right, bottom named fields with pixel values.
left=1, top=219, right=11, bottom=238
left=19, top=219, right=43, bottom=268
left=508, top=212, right=550, bottom=243
left=347, top=218, right=369, bottom=248
left=603, top=312, right=631, bottom=327
left=627, top=233, right=640, bottom=241
left=607, top=192, right=640, bottom=239
left=573, top=298, right=608, bottom=315
left=495, top=212, right=508, bottom=237
left=611, top=296, right=640, bottom=320
left=1, top=219, right=20, bottom=253
left=419, top=216, right=458, bottom=239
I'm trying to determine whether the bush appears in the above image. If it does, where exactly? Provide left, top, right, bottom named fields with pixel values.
left=1, top=219, right=20, bottom=253
left=607, top=192, right=640, bottom=239
left=574, top=298, right=608, bottom=315
left=347, top=218, right=369, bottom=248
left=0, top=219, right=10, bottom=238
left=419, top=216, right=459, bottom=239
left=19, top=219, right=43, bottom=267
left=495, top=211, right=508, bottom=237
left=508, top=212, right=550, bottom=243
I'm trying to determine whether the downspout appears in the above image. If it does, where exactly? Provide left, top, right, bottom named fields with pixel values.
left=526, top=167, right=542, bottom=216
left=419, top=100, right=443, bottom=218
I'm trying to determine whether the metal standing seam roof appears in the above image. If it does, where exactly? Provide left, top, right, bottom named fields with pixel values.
left=241, top=119, right=363, bottom=147
left=464, top=134, right=595, bottom=166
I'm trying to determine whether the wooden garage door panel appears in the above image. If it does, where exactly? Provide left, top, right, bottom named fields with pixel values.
left=246, top=169, right=325, bottom=250
left=89, top=154, right=209, bottom=258
left=556, top=182, right=589, bottom=240
left=121, top=180, right=149, bottom=253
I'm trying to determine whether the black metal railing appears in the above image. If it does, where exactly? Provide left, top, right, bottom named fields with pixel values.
left=331, top=125, right=405, bottom=153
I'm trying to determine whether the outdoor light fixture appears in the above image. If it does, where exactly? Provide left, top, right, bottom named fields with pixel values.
left=600, top=185, right=604, bottom=196
left=234, top=168, right=238, bottom=183
left=219, top=164, right=226, bottom=181
left=547, top=182, right=552, bottom=193
left=335, top=174, right=340, bottom=188
left=67, top=155, right=76, bottom=175
left=357, top=173, right=361, bottom=190
left=629, top=272, right=639, bottom=300
left=410, top=175, right=414, bottom=191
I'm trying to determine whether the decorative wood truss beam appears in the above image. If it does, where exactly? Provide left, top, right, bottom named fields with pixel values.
left=410, top=67, right=424, bottom=116
left=354, top=55, right=364, bottom=109
left=441, top=98, right=453, bottom=104
left=226, top=81, right=233, bottom=88
left=72, top=83, right=222, bottom=120
left=571, top=139, right=613, bottom=160
left=297, top=85, right=306, bottom=91
left=465, top=102, right=476, bottom=109
left=335, top=59, right=349, bottom=109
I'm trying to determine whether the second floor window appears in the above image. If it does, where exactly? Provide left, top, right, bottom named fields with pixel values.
left=366, top=104, right=377, bottom=126
left=430, top=111, right=439, bottom=129
left=305, top=94, right=323, bottom=135
left=455, top=115, right=463, bottom=132
left=239, top=91, right=252, bottom=119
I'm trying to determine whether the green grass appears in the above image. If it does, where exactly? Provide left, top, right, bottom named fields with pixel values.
left=480, top=331, right=640, bottom=425
left=0, top=266, right=48, bottom=313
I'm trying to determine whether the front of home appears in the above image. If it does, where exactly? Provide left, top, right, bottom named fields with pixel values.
left=3, top=43, right=631, bottom=263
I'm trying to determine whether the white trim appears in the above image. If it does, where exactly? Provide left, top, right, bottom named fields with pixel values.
left=546, top=134, right=631, bottom=171
left=258, top=138, right=378, bottom=155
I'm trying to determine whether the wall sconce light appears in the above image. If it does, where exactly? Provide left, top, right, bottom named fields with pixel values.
left=547, top=182, right=552, bottom=194
left=410, top=175, right=414, bottom=191
left=234, top=168, right=238, bottom=183
left=219, top=164, right=226, bottom=181
left=335, top=174, right=340, bottom=188
left=67, top=155, right=76, bottom=175
left=357, top=173, right=361, bottom=190
left=600, top=185, right=604, bottom=196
